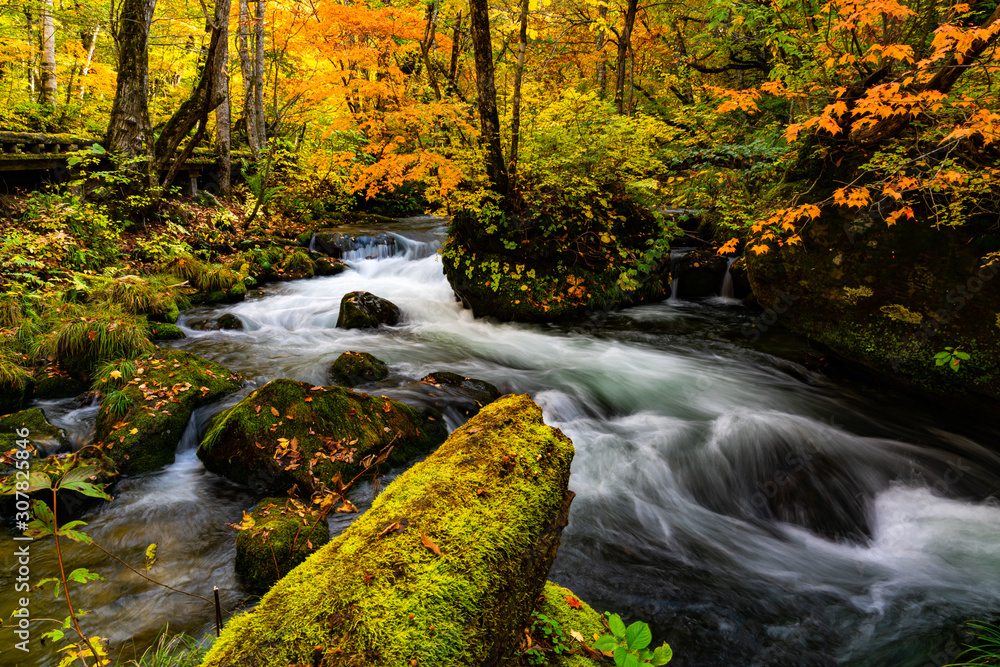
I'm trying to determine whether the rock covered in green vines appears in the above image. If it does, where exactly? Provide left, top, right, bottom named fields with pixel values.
left=336, top=291, right=401, bottom=329
left=200, top=394, right=575, bottom=667
left=234, top=496, right=331, bottom=592
left=93, top=350, right=242, bottom=476
left=197, top=379, right=446, bottom=494
left=328, top=351, right=389, bottom=387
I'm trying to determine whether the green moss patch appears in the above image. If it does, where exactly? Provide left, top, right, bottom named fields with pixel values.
left=234, top=496, right=331, bottom=592
left=198, top=379, right=446, bottom=494
left=93, top=349, right=242, bottom=475
left=526, top=582, right=606, bottom=667
left=336, top=291, right=401, bottom=329
left=148, top=322, right=186, bottom=340
left=201, top=394, right=576, bottom=667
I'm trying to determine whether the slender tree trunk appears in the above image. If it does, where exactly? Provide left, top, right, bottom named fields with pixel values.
left=78, top=25, right=99, bottom=99
left=420, top=0, right=442, bottom=101
left=613, top=0, right=637, bottom=115
left=237, top=0, right=260, bottom=157
left=596, top=3, right=607, bottom=97
left=38, top=0, right=57, bottom=106
left=508, top=0, right=528, bottom=197
left=213, top=0, right=231, bottom=193
left=153, top=14, right=226, bottom=185
left=468, top=0, right=509, bottom=196
left=107, top=0, right=157, bottom=175
left=253, top=0, right=266, bottom=147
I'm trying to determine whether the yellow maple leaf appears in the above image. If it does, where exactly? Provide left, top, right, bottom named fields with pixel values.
left=750, top=243, right=770, bottom=255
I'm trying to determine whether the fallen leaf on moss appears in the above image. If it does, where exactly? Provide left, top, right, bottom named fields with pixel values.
left=420, top=532, right=441, bottom=556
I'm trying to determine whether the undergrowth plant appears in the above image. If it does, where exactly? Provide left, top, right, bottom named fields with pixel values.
left=946, top=621, right=1000, bottom=666
left=592, top=613, right=672, bottom=666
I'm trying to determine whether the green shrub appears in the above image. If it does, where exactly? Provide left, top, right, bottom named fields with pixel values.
left=161, top=255, right=207, bottom=284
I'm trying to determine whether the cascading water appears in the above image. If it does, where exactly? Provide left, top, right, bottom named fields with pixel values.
left=720, top=256, right=737, bottom=299
left=3, top=216, right=1000, bottom=666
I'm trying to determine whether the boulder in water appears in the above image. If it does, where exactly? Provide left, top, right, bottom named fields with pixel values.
left=0, top=408, right=70, bottom=455
left=200, top=394, right=575, bottom=667
left=419, top=371, right=501, bottom=418
left=216, top=314, right=244, bottom=331
left=329, top=351, right=389, bottom=387
left=93, top=350, right=242, bottom=475
left=233, top=496, right=331, bottom=592
left=198, top=379, right=446, bottom=494
left=312, top=231, right=395, bottom=260
left=313, top=256, right=347, bottom=276
left=336, top=291, right=401, bottom=329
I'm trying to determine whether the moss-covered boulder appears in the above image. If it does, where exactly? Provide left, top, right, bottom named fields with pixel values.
left=313, top=256, right=348, bottom=277
left=200, top=394, right=575, bottom=667
left=336, top=291, right=401, bottom=329
left=198, top=379, right=446, bottom=494
left=32, top=363, right=88, bottom=400
left=93, top=350, right=242, bottom=475
left=329, top=351, right=389, bottom=387
left=234, top=497, right=331, bottom=592
left=148, top=322, right=186, bottom=341
left=0, top=408, right=70, bottom=455
left=748, top=206, right=1000, bottom=399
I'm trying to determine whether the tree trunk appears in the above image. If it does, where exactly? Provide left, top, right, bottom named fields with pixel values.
left=213, top=0, right=231, bottom=193
left=237, top=0, right=261, bottom=157
left=106, top=0, right=157, bottom=171
left=596, top=3, right=607, bottom=97
left=468, top=0, right=509, bottom=196
left=253, top=0, right=267, bottom=148
left=613, top=0, right=637, bottom=115
left=508, top=0, right=528, bottom=197
left=78, top=25, right=99, bottom=99
left=153, top=12, right=227, bottom=186
left=38, top=0, right=57, bottom=107
left=420, top=0, right=442, bottom=101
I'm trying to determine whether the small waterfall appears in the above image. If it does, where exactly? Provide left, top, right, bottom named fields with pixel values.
left=667, top=248, right=692, bottom=301
left=720, top=257, right=737, bottom=299
left=308, top=233, right=317, bottom=253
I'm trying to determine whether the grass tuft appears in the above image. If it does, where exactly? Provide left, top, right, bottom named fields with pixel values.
left=34, top=306, right=152, bottom=373
left=161, top=255, right=206, bottom=284
left=94, top=274, right=179, bottom=317
left=91, top=358, right=139, bottom=391
left=113, top=627, right=212, bottom=667
left=196, top=267, right=241, bottom=292
left=947, top=621, right=1000, bottom=666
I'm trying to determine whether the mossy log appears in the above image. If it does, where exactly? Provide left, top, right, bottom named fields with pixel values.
left=200, top=394, right=575, bottom=667
left=93, top=350, right=242, bottom=475
left=198, top=379, right=446, bottom=494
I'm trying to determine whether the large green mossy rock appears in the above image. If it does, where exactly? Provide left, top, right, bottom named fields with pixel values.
left=234, top=497, right=331, bottom=592
left=0, top=408, right=70, bottom=454
left=329, top=351, right=389, bottom=387
left=93, top=350, right=242, bottom=476
left=198, top=379, right=446, bottom=494
left=33, top=363, right=88, bottom=400
left=748, top=206, right=1000, bottom=399
left=336, top=291, right=401, bottom=329
left=200, top=394, right=575, bottom=667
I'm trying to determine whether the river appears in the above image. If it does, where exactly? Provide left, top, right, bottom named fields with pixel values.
left=3, top=216, right=1000, bottom=666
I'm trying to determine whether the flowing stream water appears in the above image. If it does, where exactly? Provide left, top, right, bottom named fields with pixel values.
left=3, top=216, right=1000, bottom=666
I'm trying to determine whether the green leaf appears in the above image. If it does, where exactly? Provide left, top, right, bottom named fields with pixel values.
left=933, top=352, right=952, bottom=360
left=614, top=646, right=628, bottom=667
left=935, top=357, right=949, bottom=366
left=625, top=621, right=651, bottom=650
left=59, top=527, right=93, bottom=544
left=27, top=472, right=53, bottom=491
left=59, top=466, right=98, bottom=486
left=30, top=499, right=54, bottom=526
left=60, top=480, right=112, bottom=500
left=593, top=635, right=618, bottom=651
left=955, top=352, right=971, bottom=360
left=42, top=629, right=65, bottom=643
left=651, top=643, right=673, bottom=665
left=67, top=568, right=102, bottom=584
left=608, top=613, right=627, bottom=639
